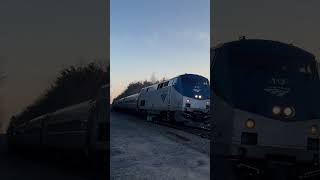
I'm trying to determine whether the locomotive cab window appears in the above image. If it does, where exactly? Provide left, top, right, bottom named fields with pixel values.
left=157, top=83, right=164, bottom=90
left=235, top=56, right=318, bottom=79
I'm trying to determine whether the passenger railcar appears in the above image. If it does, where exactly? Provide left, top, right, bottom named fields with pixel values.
left=113, top=74, right=210, bottom=126
left=211, top=38, right=320, bottom=178
left=7, top=84, right=109, bottom=163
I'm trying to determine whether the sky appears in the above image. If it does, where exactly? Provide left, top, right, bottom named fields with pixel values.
left=211, top=0, right=320, bottom=60
left=0, top=0, right=107, bottom=132
left=110, top=0, right=210, bottom=102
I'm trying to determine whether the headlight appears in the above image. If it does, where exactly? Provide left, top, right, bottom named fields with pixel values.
left=284, top=106, right=295, bottom=117
left=195, top=95, right=198, bottom=98
left=186, top=99, right=190, bottom=103
left=245, top=119, right=255, bottom=129
left=310, top=125, right=318, bottom=135
left=199, top=95, right=202, bottom=99
left=272, top=106, right=281, bottom=115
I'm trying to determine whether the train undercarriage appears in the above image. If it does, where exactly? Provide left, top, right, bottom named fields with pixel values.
left=142, top=110, right=210, bottom=131
left=228, top=155, right=320, bottom=179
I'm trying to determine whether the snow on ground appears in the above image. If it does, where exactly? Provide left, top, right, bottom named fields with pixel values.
left=110, top=112, right=210, bottom=180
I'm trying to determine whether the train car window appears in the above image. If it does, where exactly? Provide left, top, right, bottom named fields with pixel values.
left=140, top=100, right=145, bottom=106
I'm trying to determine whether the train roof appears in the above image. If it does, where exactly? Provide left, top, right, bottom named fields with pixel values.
left=113, top=93, right=139, bottom=103
left=49, top=100, right=93, bottom=115
left=142, top=74, right=208, bottom=88
left=213, top=39, right=315, bottom=61
left=141, top=73, right=209, bottom=89
left=178, top=73, right=209, bottom=79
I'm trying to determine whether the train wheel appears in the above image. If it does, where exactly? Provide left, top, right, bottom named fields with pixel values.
left=143, top=110, right=148, bottom=121
left=167, top=111, right=176, bottom=124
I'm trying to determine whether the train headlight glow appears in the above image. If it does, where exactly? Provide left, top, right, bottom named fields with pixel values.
left=272, top=106, right=281, bottom=115
left=245, top=119, right=255, bottom=129
left=284, top=107, right=295, bottom=117
left=310, top=125, right=318, bottom=135
left=199, top=95, right=202, bottom=99
left=195, top=95, right=198, bottom=99
left=186, top=99, right=190, bottom=103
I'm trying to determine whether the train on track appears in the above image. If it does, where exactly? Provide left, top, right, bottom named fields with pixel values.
left=112, top=74, right=210, bottom=128
left=211, top=38, right=320, bottom=178
left=7, top=84, right=109, bottom=164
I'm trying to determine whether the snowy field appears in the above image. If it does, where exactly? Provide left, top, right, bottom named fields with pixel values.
left=110, top=112, right=210, bottom=180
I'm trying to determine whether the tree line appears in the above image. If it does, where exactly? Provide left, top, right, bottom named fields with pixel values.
left=11, top=61, right=109, bottom=126
left=113, top=76, right=166, bottom=102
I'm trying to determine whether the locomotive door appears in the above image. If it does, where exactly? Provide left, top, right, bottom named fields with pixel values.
left=160, top=81, right=170, bottom=111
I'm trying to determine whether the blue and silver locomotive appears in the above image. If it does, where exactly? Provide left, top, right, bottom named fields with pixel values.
left=113, top=74, right=210, bottom=127
left=211, top=38, right=320, bottom=178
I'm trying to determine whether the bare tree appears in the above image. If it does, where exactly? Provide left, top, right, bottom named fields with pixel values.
left=150, top=72, right=157, bottom=83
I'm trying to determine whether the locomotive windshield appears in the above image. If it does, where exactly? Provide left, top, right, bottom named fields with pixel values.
left=181, top=75, right=209, bottom=87
left=175, top=74, right=210, bottom=99
left=234, top=56, right=318, bottom=79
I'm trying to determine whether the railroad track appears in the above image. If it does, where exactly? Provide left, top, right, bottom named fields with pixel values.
left=152, top=119, right=211, bottom=139
left=113, top=111, right=211, bottom=139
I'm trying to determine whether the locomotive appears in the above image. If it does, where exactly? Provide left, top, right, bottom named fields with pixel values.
left=113, top=74, right=210, bottom=127
left=211, top=38, right=320, bottom=178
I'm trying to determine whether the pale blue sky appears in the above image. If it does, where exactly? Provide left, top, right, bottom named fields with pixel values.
left=111, top=0, right=210, bottom=101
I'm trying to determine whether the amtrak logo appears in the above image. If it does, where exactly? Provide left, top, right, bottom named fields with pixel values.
left=264, top=78, right=290, bottom=96
left=193, top=86, right=201, bottom=93
left=264, top=86, right=290, bottom=97
left=161, top=93, right=167, bottom=102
